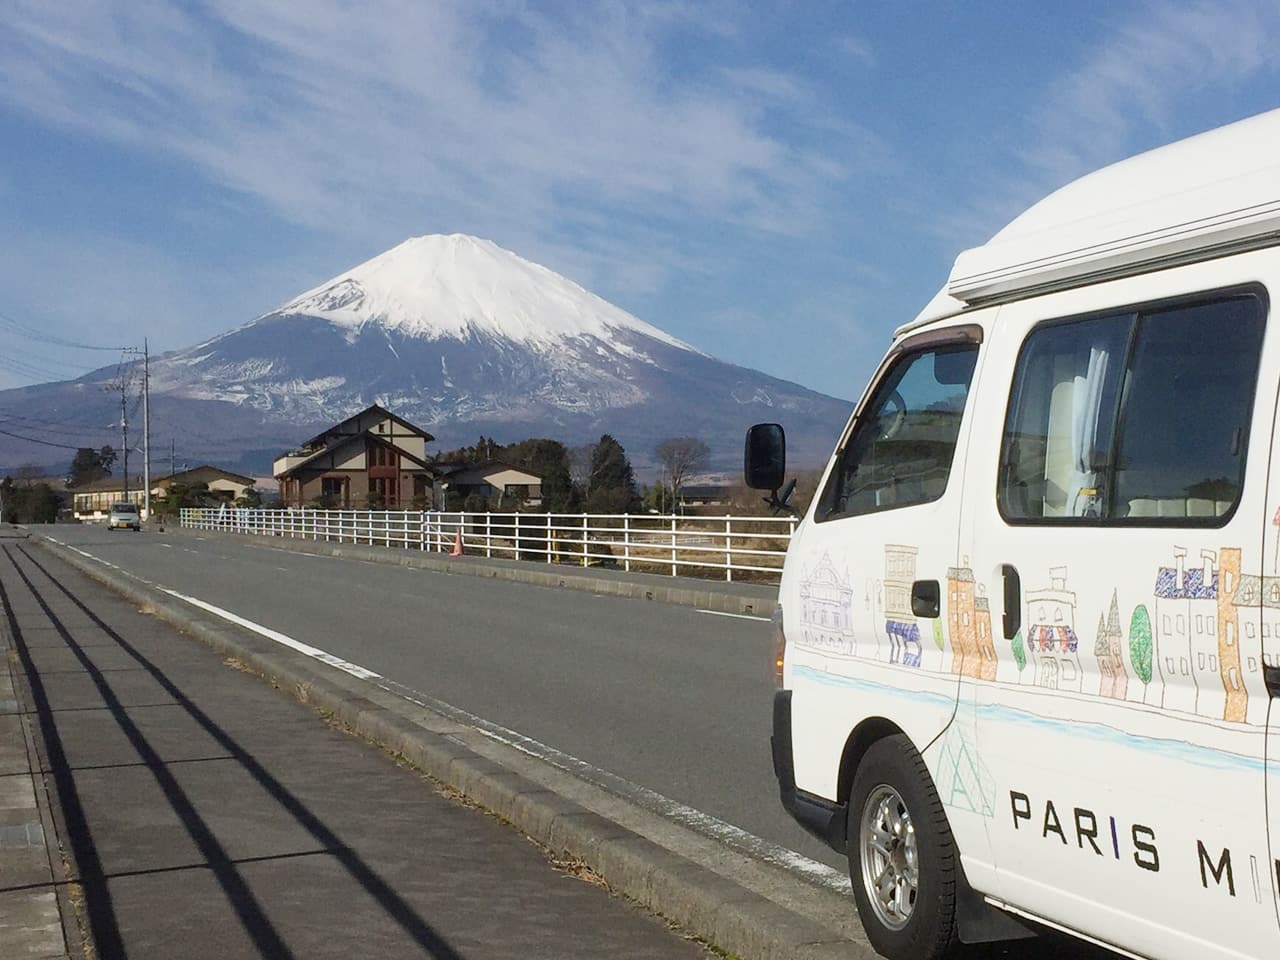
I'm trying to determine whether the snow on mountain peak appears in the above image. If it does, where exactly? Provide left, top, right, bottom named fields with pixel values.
left=270, top=234, right=697, bottom=354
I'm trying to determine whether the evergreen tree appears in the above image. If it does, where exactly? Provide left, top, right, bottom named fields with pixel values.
left=503, top=438, right=577, bottom=512
left=585, top=434, right=639, bottom=514
left=67, top=446, right=116, bottom=487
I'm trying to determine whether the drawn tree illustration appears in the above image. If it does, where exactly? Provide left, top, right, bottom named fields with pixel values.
left=1011, top=629, right=1027, bottom=674
left=1129, top=604, right=1153, bottom=687
left=932, top=618, right=945, bottom=651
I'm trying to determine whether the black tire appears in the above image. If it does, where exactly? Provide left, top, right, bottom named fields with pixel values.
left=847, top=734, right=958, bottom=960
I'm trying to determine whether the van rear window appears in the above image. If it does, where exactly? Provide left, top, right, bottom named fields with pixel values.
left=998, top=290, right=1265, bottom=526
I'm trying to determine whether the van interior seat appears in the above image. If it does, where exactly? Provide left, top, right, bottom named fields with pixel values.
left=1124, top=497, right=1232, bottom=518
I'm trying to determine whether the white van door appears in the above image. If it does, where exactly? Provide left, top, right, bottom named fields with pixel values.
left=785, top=324, right=986, bottom=810
left=958, top=273, right=1277, bottom=960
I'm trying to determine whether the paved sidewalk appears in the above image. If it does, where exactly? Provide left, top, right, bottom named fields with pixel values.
left=0, top=534, right=713, bottom=959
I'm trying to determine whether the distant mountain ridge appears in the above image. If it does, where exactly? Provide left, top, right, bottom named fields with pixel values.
left=0, top=235, right=851, bottom=476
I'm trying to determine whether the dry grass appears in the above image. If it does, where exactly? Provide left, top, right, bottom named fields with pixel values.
left=546, top=852, right=610, bottom=888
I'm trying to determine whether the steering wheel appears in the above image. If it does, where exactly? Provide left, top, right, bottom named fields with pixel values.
left=878, top=389, right=906, bottom=440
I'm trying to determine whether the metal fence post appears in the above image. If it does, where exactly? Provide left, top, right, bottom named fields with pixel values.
left=485, top=513, right=492, bottom=558
left=725, top=514, right=733, bottom=582
left=623, top=515, right=631, bottom=572
left=670, top=515, right=677, bottom=577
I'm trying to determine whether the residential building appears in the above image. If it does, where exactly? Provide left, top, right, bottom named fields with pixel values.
left=273, top=405, right=436, bottom=509
left=152, top=465, right=256, bottom=504
left=436, top=460, right=544, bottom=508
left=71, top=477, right=146, bottom=522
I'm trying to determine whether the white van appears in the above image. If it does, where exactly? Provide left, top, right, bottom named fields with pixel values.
left=747, top=108, right=1280, bottom=960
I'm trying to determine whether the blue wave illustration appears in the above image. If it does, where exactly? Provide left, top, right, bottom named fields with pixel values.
left=793, top=666, right=1266, bottom=774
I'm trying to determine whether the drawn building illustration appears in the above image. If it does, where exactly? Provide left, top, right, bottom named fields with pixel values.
left=1153, top=547, right=1216, bottom=715
left=1215, top=548, right=1246, bottom=723
left=883, top=545, right=921, bottom=667
left=1025, top=567, right=1082, bottom=691
left=1095, top=590, right=1128, bottom=700
left=942, top=563, right=997, bottom=681
left=946, top=565, right=978, bottom=677
left=972, top=587, right=997, bottom=682
left=798, top=552, right=856, bottom=656
left=1230, top=570, right=1273, bottom=726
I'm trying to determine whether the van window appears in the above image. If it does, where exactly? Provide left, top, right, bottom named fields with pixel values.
left=817, top=343, right=978, bottom=521
left=999, top=290, right=1265, bottom=525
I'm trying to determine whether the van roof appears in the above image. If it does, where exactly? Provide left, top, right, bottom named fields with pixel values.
left=902, top=107, right=1280, bottom=335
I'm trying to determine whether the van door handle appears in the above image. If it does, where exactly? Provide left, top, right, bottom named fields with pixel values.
left=1002, top=564, right=1021, bottom=640
left=911, top=580, right=940, bottom=618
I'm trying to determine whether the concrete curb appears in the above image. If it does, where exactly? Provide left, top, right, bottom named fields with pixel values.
left=32, top=534, right=872, bottom=960
left=161, top=522, right=780, bottom=618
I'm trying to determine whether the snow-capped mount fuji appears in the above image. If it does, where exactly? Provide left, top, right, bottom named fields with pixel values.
left=0, top=235, right=851, bottom=474
left=156, top=234, right=710, bottom=422
left=277, top=234, right=699, bottom=352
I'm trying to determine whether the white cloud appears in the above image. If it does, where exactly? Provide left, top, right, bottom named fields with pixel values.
left=1022, top=0, right=1280, bottom=186
left=835, top=34, right=875, bottom=68
left=0, top=0, right=873, bottom=292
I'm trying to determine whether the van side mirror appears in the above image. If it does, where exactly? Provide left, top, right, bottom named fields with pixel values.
left=744, top=423, right=786, bottom=491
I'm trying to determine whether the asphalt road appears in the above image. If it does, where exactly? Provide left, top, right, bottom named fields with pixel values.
left=41, top=524, right=838, bottom=870
left=38, top=524, right=1121, bottom=960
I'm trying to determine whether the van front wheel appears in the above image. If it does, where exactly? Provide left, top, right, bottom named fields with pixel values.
left=848, top=735, right=958, bottom=960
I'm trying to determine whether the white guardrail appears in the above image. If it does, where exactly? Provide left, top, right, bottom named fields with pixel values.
left=179, top=508, right=797, bottom=583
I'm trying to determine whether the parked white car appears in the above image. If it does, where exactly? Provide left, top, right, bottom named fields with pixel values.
left=748, top=108, right=1280, bottom=960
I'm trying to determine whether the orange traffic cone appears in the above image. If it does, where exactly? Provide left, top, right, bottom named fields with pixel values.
left=450, top=530, right=463, bottom=557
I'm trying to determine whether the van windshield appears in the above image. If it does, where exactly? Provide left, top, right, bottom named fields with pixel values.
left=111, top=504, right=138, bottom=514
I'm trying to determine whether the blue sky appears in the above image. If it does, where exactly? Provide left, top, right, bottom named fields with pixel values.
left=2, top=1, right=1279, bottom=403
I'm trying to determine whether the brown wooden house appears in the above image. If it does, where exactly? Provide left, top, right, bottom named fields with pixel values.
left=273, top=405, right=436, bottom=509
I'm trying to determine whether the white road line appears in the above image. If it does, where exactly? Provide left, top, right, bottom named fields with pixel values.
left=696, top=609, right=771, bottom=622
left=156, top=587, right=381, bottom=682
left=40, top=536, right=847, bottom=894
left=159, top=543, right=173, bottom=549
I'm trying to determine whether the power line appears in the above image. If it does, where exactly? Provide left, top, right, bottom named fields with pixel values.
left=0, top=308, right=128, bottom=351
left=0, top=426, right=84, bottom=450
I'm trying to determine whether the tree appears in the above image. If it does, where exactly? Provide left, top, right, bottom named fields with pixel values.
left=67, top=446, right=116, bottom=487
left=585, top=434, right=639, bottom=514
left=654, top=437, right=710, bottom=511
left=1, top=479, right=58, bottom=523
left=1129, top=605, right=1153, bottom=687
left=1011, top=629, right=1027, bottom=674
left=235, top=485, right=262, bottom=508
left=0, top=476, right=15, bottom=524
left=154, top=481, right=211, bottom=517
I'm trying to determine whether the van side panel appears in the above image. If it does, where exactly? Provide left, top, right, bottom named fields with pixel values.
left=957, top=250, right=1280, bottom=960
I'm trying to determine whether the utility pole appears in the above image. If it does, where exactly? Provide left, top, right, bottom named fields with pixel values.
left=120, top=387, right=129, bottom=500
left=171, top=439, right=175, bottom=478
left=142, top=338, right=151, bottom=521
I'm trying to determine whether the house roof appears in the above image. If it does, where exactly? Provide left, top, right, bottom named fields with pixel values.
left=156, top=465, right=255, bottom=486
left=292, top=403, right=434, bottom=453
left=278, top=429, right=435, bottom=478
left=438, top=459, right=543, bottom=483
left=69, top=476, right=146, bottom=494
